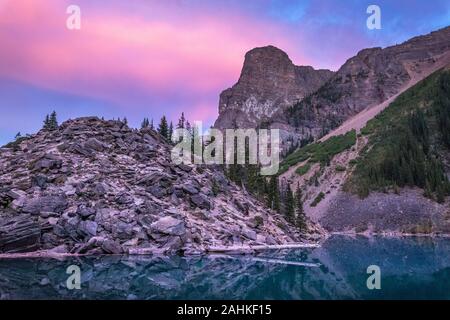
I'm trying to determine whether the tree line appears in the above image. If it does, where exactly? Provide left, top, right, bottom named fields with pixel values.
left=225, top=143, right=307, bottom=231
left=351, top=70, right=450, bottom=203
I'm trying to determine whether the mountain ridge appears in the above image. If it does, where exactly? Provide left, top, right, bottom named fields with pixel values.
left=281, top=66, right=450, bottom=234
left=214, top=26, right=450, bottom=154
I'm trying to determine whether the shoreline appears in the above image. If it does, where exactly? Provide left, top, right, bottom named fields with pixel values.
left=0, top=242, right=320, bottom=259
left=2, top=232, right=449, bottom=259
left=330, top=231, right=450, bottom=238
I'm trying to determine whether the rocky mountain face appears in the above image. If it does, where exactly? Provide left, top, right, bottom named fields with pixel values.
left=283, top=26, right=450, bottom=137
left=214, top=27, right=450, bottom=146
left=214, top=45, right=334, bottom=130
left=280, top=66, right=450, bottom=234
left=0, top=117, right=319, bottom=255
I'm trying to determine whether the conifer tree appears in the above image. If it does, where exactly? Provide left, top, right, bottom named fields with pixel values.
left=43, top=114, right=50, bottom=130
left=150, top=119, right=154, bottom=130
left=295, top=184, right=307, bottom=231
left=168, top=121, right=174, bottom=142
left=285, top=185, right=295, bottom=223
left=177, top=112, right=186, bottom=129
left=185, top=121, right=192, bottom=134
left=141, top=117, right=150, bottom=129
left=50, top=111, right=58, bottom=130
left=267, top=176, right=280, bottom=211
left=44, top=111, right=58, bottom=131
left=158, top=116, right=169, bottom=139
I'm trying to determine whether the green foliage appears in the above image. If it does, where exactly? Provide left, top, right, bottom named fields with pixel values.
left=267, top=176, right=280, bottom=211
left=168, top=121, right=174, bottom=142
left=348, top=69, right=450, bottom=201
left=284, top=185, right=295, bottom=223
left=211, top=179, right=220, bottom=196
left=141, top=117, right=150, bottom=129
left=43, top=111, right=58, bottom=131
left=310, top=192, right=325, bottom=207
left=295, top=184, right=307, bottom=231
left=225, top=140, right=268, bottom=203
left=177, top=112, right=186, bottom=129
left=279, top=130, right=356, bottom=174
left=4, top=135, right=30, bottom=150
left=435, top=71, right=450, bottom=148
left=157, top=116, right=169, bottom=139
left=335, top=165, right=346, bottom=172
left=295, top=163, right=311, bottom=176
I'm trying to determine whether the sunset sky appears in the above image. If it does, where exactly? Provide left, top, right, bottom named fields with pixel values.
left=0, top=0, right=449, bottom=145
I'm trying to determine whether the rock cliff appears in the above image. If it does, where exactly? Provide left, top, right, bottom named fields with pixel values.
left=214, top=45, right=333, bottom=130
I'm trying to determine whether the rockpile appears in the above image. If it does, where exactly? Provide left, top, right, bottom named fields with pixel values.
left=0, top=117, right=316, bottom=255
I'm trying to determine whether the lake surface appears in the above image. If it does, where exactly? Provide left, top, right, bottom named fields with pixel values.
left=1, top=235, right=450, bottom=300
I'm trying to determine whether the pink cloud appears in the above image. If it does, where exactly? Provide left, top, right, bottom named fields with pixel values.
left=0, top=0, right=310, bottom=112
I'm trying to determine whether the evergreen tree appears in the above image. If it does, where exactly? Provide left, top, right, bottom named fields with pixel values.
left=177, top=112, right=186, bottom=129
left=150, top=119, right=154, bottom=130
left=123, top=117, right=128, bottom=125
left=285, top=184, right=295, bottom=223
left=158, top=116, right=169, bottom=139
left=168, top=121, right=174, bottom=142
left=43, top=111, right=58, bottom=131
left=50, top=111, right=58, bottom=130
left=141, top=117, right=150, bottom=129
left=185, top=121, right=192, bottom=134
left=436, top=184, right=446, bottom=203
left=43, top=114, right=50, bottom=130
left=267, top=176, right=280, bottom=211
left=295, top=184, right=307, bottom=231
left=15, top=132, right=21, bottom=140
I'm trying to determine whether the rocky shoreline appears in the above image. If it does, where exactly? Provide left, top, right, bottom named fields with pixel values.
left=2, top=231, right=448, bottom=260
left=0, top=117, right=321, bottom=256
left=0, top=242, right=322, bottom=259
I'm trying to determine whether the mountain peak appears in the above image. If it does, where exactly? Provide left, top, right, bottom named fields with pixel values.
left=214, top=45, right=334, bottom=130
left=244, top=45, right=291, bottom=63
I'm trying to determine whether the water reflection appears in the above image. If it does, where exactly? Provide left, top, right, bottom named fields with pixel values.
left=1, top=235, right=450, bottom=299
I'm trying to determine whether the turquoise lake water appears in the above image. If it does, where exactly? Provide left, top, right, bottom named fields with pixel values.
left=1, top=235, right=450, bottom=300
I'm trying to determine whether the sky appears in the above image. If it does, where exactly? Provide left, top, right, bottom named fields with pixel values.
left=0, top=0, right=449, bottom=145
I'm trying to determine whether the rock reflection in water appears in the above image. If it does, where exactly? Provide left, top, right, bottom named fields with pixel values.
left=1, top=235, right=450, bottom=300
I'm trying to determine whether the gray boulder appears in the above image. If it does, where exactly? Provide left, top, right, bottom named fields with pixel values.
left=241, top=228, right=257, bottom=241
left=84, top=137, right=107, bottom=152
left=190, top=194, right=212, bottom=210
left=22, top=195, right=68, bottom=215
left=182, top=183, right=199, bottom=195
left=77, top=205, right=96, bottom=218
left=33, top=154, right=62, bottom=171
left=0, top=215, right=41, bottom=253
left=150, top=217, right=185, bottom=236
left=148, top=186, right=167, bottom=199
left=78, top=220, right=98, bottom=237
left=101, top=239, right=124, bottom=254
